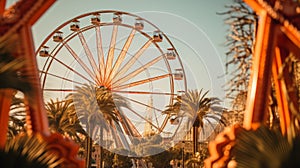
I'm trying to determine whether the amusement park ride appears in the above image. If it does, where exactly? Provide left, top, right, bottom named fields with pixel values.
left=0, top=0, right=299, bottom=167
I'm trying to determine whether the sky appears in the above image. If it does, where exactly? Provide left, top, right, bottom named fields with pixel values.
left=5, top=0, right=235, bottom=149
left=27, top=0, right=232, bottom=102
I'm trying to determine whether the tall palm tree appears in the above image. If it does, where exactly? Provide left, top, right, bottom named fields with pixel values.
left=69, top=84, right=128, bottom=168
left=164, top=89, right=226, bottom=155
left=46, top=98, right=86, bottom=144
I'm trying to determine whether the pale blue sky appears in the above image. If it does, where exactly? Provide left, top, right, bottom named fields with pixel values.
left=30, top=0, right=232, bottom=101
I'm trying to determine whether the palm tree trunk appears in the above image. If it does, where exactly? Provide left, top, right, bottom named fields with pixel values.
left=193, top=126, right=199, bottom=155
left=192, top=125, right=199, bottom=168
left=99, top=126, right=103, bottom=168
left=86, top=125, right=92, bottom=168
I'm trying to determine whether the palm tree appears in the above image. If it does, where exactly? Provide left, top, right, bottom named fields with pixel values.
left=7, top=95, right=26, bottom=140
left=69, top=84, right=128, bottom=168
left=164, top=89, right=226, bottom=155
left=46, top=98, right=86, bottom=144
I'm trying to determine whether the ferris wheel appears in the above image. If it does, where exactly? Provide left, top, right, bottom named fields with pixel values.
left=36, top=10, right=187, bottom=148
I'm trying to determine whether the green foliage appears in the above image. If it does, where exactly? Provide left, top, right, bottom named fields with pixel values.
left=7, top=95, right=26, bottom=139
left=68, top=84, right=130, bottom=167
left=164, top=89, right=226, bottom=129
left=46, top=98, right=86, bottom=143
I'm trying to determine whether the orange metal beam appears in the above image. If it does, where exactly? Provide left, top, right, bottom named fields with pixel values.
left=272, top=46, right=291, bottom=135
left=243, top=0, right=263, bottom=14
left=28, top=0, right=56, bottom=25
left=243, top=11, right=278, bottom=130
left=0, top=89, right=14, bottom=149
left=19, top=24, right=50, bottom=136
left=0, top=0, right=6, bottom=15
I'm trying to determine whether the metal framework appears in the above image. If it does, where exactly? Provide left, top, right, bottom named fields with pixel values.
left=205, top=0, right=300, bottom=167
left=0, top=0, right=84, bottom=167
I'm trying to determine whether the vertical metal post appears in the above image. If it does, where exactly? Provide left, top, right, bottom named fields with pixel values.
left=244, top=11, right=278, bottom=130
left=0, top=90, right=14, bottom=149
left=19, top=25, right=50, bottom=136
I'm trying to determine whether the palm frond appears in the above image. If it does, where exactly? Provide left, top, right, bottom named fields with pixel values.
left=234, top=126, right=300, bottom=168
left=0, top=134, right=63, bottom=168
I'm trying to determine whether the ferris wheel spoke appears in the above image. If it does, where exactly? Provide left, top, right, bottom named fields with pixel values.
left=112, top=55, right=164, bottom=87
left=96, top=26, right=105, bottom=83
left=127, top=107, right=161, bottom=132
left=78, top=32, right=99, bottom=78
left=110, top=122, right=127, bottom=148
left=51, top=56, right=96, bottom=84
left=122, top=97, right=163, bottom=113
left=112, top=120, right=130, bottom=149
left=153, top=105, right=160, bottom=129
left=39, top=70, right=85, bottom=86
left=64, top=43, right=99, bottom=84
left=111, top=39, right=153, bottom=83
left=123, top=116, right=142, bottom=137
left=43, top=88, right=75, bottom=92
left=107, top=29, right=136, bottom=86
left=114, top=74, right=170, bottom=90
left=104, top=25, right=118, bottom=85
left=112, top=90, right=176, bottom=96
left=117, top=110, right=141, bottom=137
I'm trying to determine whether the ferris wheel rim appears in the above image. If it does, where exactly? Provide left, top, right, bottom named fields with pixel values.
left=36, top=10, right=187, bottom=141
left=37, top=10, right=187, bottom=91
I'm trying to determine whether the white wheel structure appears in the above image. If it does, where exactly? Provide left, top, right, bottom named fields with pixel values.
left=36, top=10, right=187, bottom=151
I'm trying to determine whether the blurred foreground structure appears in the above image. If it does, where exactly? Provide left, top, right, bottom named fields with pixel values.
left=0, top=0, right=84, bottom=167
left=205, top=0, right=300, bottom=167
